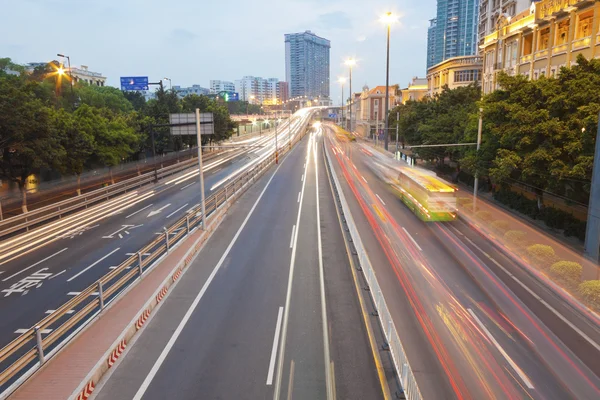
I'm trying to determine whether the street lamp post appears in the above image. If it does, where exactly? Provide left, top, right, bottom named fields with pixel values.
left=345, top=58, right=356, bottom=133
left=338, top=77, right=346, bottom=130
left=163, top=77, right=172, bottom=90
left=473, top=107, right=483, bottom=209
left=381, top=12, right=397, bottom=151
left=57, top=53, right=74, bottom=101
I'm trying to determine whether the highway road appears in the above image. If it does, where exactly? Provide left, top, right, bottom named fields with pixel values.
left=324, top=123, right=600, bottom=399
left=0, top=112, right=312, bottom=352
left=91, top=124, right=384, bottom=399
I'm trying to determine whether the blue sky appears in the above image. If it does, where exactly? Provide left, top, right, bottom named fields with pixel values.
left=0, top=0, right=436, bottom=104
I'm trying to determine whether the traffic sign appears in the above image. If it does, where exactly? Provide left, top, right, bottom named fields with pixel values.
left=120, top=76, right=149, bottom=91
left=328, top=113, right=337, bottom=118
left=169, top=113, right=214, bottom=136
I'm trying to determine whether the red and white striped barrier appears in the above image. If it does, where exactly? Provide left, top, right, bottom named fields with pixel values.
left=136, top=309, right=151, bottom=330
left=75, top=380, right=95, bottom=400
left=107, top=339, right=127, bottom=368
left=172, top=267, right=183, bottom=282
left=155, top=286, right=168, bottom=303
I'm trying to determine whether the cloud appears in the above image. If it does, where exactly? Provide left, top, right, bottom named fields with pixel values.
left=168, top=29, right=197, bottom=43
left=316, top=11, right=352, bottom=30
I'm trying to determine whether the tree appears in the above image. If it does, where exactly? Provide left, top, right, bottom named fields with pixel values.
left=122, top=90, right=147, bottom=112
left=74, top=104, right=141, bottom=183
left=77, top=85, right=133, bottom=114
left=0, top=76, right=65, bottom=211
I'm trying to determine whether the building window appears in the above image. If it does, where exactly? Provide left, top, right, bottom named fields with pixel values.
left=539, top=28, right=550, bottom=50
left=555, top=20, right=569, bottom=45
left=454, top=69, right=480, bottom=83
left=522, top=33, right=533, bottom=56
left=578, top=10, right=593, bottom=38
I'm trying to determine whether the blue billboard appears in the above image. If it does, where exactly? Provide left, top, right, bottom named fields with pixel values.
left=120, top=76, right=149, bottom=91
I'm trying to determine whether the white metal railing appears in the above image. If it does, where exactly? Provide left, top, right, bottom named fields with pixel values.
left=323, top=140, right=423, bottom=400
left=0, top=120, right=311, bottom=397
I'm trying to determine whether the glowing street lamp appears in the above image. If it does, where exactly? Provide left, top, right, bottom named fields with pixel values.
left=56, top=53, right=74, bottom=100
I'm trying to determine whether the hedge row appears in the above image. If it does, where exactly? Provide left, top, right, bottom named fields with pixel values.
left=493, top=189, right=586, bottom=241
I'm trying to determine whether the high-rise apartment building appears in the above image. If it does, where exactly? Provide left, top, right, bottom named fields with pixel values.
left=429, top=0, right=479, bottom=68
left=285, top=31, right=330, bottom=99
left=478, top=0, right=531, bottom=43
left=277, top=81, right=289, bottom=102
left=234, top=76, right=279, bottom=103
left=209, top=80, right=235, bottom=94
left=427, top=19, right=438, bottom=70
left=173, top=85, right=210, bottom=98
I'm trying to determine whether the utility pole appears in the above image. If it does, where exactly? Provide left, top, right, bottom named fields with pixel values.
left=584, top=112, right=600, bottom=276
left=395, top=111, right=399, bottom=153
left=195, top=108, right=206, bottom=230
left=383, top=19, right=391, bottom=151
left=149, top=125, right=158, bottom=183
left=275, top=120, right=279, bottom=164
left=473, top=107, right=483, bottom=210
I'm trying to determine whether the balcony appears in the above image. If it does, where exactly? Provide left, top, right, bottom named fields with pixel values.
left=552, top=43, right=568, bottom=54
left=572, top=36, right=592, bottom=50
left=520, top=54, right=533, bottom=63
left=535, top=49, right=549, bottom=59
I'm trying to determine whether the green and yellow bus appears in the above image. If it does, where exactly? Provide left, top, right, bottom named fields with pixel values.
left=392, top=168, right=457, bottom=222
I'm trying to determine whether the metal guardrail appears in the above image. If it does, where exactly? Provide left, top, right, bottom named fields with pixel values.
left=323, top=140, right=423, bottom=400
left=0, top=150, right=231, bottom=240
left=0, top=119, right=310, bottom=397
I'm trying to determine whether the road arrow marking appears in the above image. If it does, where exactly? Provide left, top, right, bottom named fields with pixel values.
left=147, top=204, right=172, bottom=218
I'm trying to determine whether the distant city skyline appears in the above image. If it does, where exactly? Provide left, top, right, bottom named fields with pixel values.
left=0, top=0, right=436, bottom=105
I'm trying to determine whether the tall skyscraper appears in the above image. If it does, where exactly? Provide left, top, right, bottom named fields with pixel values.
left=430, top=0, right=479, bottom=68
left=285, top=31, right=331, bottom=99
left=427, top=19, right=437, bottom=70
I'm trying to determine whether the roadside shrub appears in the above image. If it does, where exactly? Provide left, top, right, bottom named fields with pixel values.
left=526, top=244, right=556, bottom=268
left=550, top=261, right=582, bottom=285
left=579, top=280, right=600, bottom=308
left=504, top=230, right=526, bottom=246
left=491, top=220, right=510, bottom=233
left=475, top=211, right=493, bottom=222
left=493, top=188, right=586, bottom=242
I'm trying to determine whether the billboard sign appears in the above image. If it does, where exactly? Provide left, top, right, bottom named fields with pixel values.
left=169, top=113, right=214, bottom=136
left=120, top=76, right=149, bottom=91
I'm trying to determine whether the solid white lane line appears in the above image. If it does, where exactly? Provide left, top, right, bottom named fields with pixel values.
left=15, top=328, right=52, bottom=334
left=125, top=203, right=153, bottom=219
left=45, top=309, right=74, bottom=314
left=49, top=269, right=66, bottom=280
left=266, top=307, right=284, bottom=385
left=289, top=225, right=296, bottom=249
left=166, top=203, right=189, bottom=219
left=468, top=308, right=534, bottom=389
left=66, top=248, right=121, bottom=282
left=401, top=227, right=423, bottom=251
left=132, top=149, right=292, bottom=400
left=2, top=248, right=69, bottom=282
left=375, top=194, right=386, bottom=206
left=180, top=182, right=196, bottom=191
left=314, top=137, right=333, bottom=399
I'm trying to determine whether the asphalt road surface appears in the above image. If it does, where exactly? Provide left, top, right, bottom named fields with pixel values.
left=0, top=115, right=310, bottom=351
left=324, top=123, right=600, bottom=400
left=91, top=126, right=383, bottom=399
